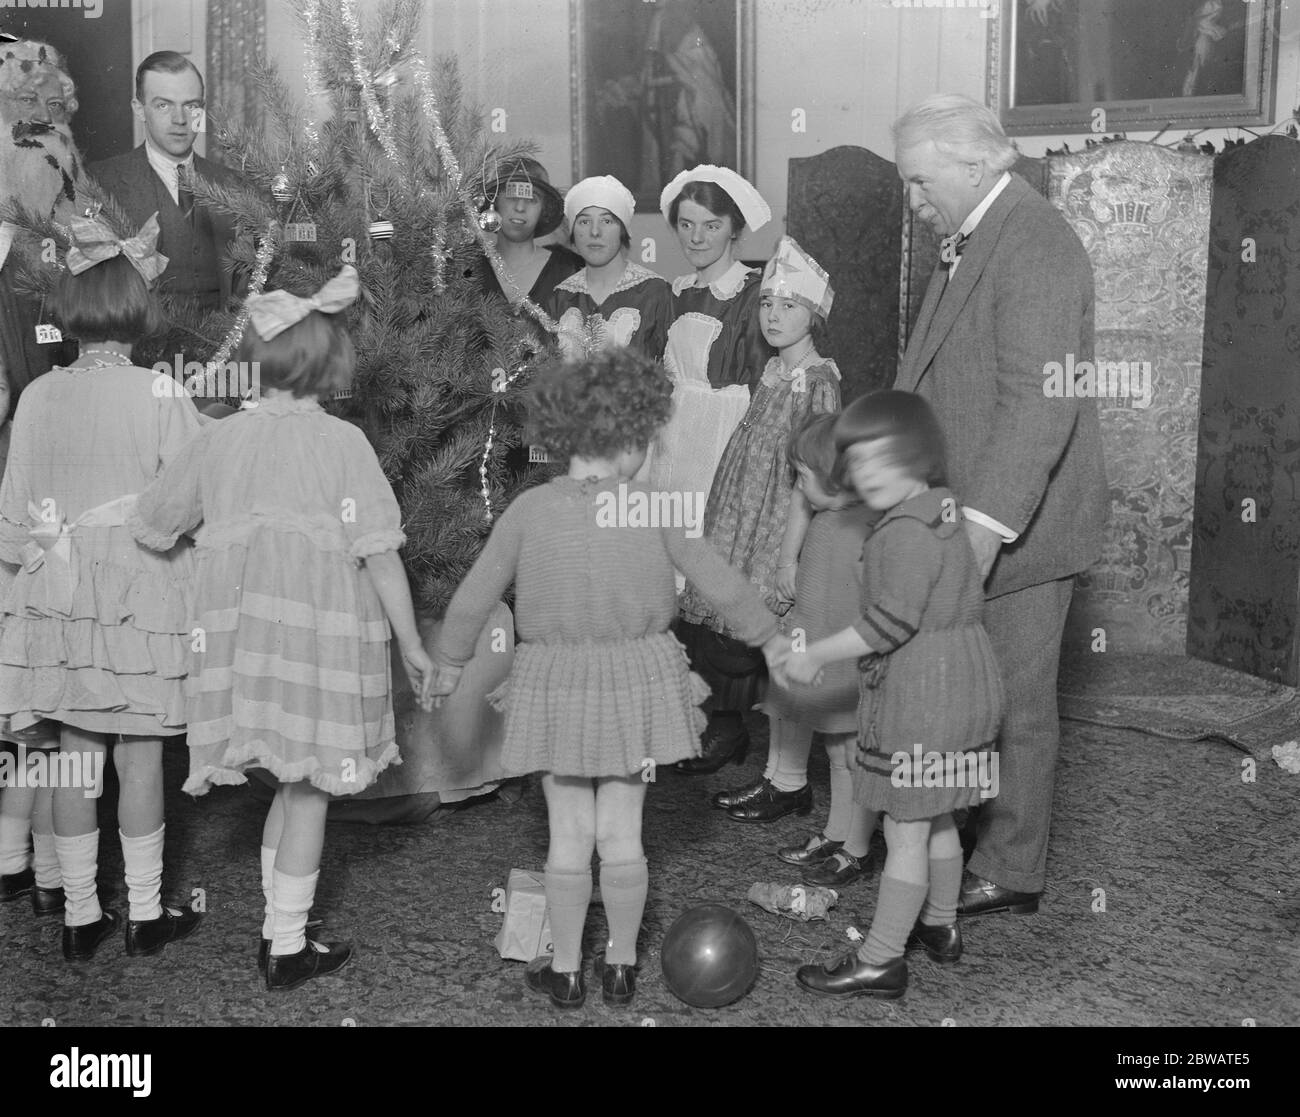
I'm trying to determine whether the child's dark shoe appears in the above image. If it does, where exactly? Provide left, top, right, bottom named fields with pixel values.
left=803, top=850, right=869, bottom=887
left=0, top=867, right=34, bottom=902
left=674, top=722, right=749, bottom=775
left=727, top=781, right=812, bottom=823
left=906, top=920, right=962, bottom=964
left=32, top=886, right=65, bottom=916
left=125, top=904, right=203, bottom=957
left=258, top=918, right=326, bottom=975
left=711, top=777, right=768, bottom=811
left=62, top=910, right=120, bottom=962
left=265, top=940, right=353, bottom=992
left=593, top=952, right=636, bottom=1006
left=777, top=832, right=844, bottom=867
left=796, top=952, right=907, bottom=999
left=525, top=955, right=586, bottom=1009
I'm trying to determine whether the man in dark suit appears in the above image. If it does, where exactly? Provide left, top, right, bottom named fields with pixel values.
left=88, top=51, right=240, bottom=313
left=892, top=95, right=1107, bottom=916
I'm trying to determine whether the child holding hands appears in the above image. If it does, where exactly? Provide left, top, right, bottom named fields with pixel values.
left=132, top=266, right=434, bottom=991
left=784, top=391, right=1003, bottom=999
left=432, top=348, right=785, bottom=1010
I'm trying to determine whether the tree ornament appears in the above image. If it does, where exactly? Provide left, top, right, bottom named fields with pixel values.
left=271, top=172, right=293, bottom=202
left=478, top=209, right=502, bottom=234
left=369, top=219, right=395, bottom=241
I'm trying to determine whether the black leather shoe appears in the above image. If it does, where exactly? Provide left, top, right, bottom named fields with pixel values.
left=524, top=956, right=586, bottom=1009
left=906, top=920, right=962, bottom=964
left=32, top=886, right=65, bottom=916
left=803, top=850, right=869, bottom=887
left=0, top=867, right=34, bottom=902
left=259, top=918, right=327, bottom=975
left=594, top=952, right=636, bottom=1007
left=778, top=832, right=844, bottom=867
left=62, top=909, right=120, bottom=962
left=726, top=781, right=812, bottom=823
left=796, top=952, right=907, bottom=999
left=125, top=904, right=203, bottom=957
left=266, top=940, right=353, bottom=991
left=711, top=777, right=768, bottom=811
left=957, top=873, right=1040, bottom=917
left=674, top=721, right=750, bottom=775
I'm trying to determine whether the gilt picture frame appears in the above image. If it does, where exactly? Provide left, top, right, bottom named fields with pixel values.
left=989, top=0, right=1281, bottom=135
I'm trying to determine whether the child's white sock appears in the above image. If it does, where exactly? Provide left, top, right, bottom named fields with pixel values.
left=0, top=810, right=31, bottom=875
left=260, top=846, right=277, bottom=940
left=120, top=825, right=165, bottom=922
left=270, top=869, right=318, bottom=957
left=55, top=830, right=101, bottom=927
left=32, top=830, right=61, bottom=888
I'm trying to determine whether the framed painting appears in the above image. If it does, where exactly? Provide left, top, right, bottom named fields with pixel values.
left=989, top=0, right=1281, bottom=135
left=570, top=0, right=755, bottom=212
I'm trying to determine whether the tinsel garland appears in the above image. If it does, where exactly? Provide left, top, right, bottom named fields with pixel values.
left=206, top=232, right=277, bottom=378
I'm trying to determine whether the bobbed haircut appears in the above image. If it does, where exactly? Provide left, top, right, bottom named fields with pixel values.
left=526, top=347, right=673, bottom=461
left=667, top=180, right=745, bottom=236
left=833, top=389, right=948, bottom=487
left=569, top=211, right=631, bottom=250
left=786, top=411, right=847, bottom=495
left=234, top=310, right=355, bottom=398
left=892, top=93, right=1018, bottom=175
left=135, top=50, right=204, bottom=102
left=52, top=255, right=159, bottom=344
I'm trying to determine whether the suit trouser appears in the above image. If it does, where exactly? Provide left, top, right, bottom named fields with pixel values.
left=966, top=576, right=1075, bottom=895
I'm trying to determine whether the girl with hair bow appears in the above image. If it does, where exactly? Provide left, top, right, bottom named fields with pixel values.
left=132, top=265, right=435, bottom=992
left=0, top=213, right=206, bottom=963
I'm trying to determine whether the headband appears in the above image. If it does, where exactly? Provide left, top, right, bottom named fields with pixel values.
left=564, top=175, right=635, bottom=232
left=67, top=212, right=169, bottom=286
left=245, top=264, right=360, bottom=342
left=659, top=165, right=771, bottom=231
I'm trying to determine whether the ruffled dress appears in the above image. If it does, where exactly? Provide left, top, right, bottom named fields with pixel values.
left=679, top=357, right=841, bottom=632
left=0, top=364, right=201, bottom=739
left=434, top=475, right=779, bottom=778
left=129, top=395, right=405, bottom=796
left=849, top=489, right=1005, bottom=821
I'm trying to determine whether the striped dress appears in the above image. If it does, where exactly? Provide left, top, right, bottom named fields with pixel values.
left=850, top=487, right=1004, bottom=820
left=435, top=475, right=780, bottom=778
left=130, top=394, right=404, bottom=796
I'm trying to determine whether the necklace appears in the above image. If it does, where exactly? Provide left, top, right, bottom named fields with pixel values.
left=76, top=348, right=133, bottom=369
left=783, top=340, right=817, bottom=371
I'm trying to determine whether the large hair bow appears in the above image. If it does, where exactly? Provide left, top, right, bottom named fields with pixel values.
left=67, top=212, right=169, bottom=286
left=244, top=265, right=360, bottom=341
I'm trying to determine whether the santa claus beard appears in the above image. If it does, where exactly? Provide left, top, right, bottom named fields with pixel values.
left=0, top=118, right=80, bottom=223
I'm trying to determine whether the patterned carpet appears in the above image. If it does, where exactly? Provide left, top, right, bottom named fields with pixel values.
left=2, top=700, right=1297, bottom=1028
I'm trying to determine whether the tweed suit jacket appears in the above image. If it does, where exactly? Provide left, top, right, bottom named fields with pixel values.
left=894, top=173, right=1108, bottom=599
left=88, top=145, right=241, bottom=308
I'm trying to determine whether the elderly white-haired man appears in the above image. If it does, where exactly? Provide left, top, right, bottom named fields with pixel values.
left=800, top=93, right=1107, bottom=998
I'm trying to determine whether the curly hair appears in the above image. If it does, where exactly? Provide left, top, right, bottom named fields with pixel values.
left=0, top=41, right=78, bottom=117
left=525, top=348, right=673, bottom=461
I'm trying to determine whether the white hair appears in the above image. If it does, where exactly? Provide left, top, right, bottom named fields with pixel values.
left=893, top=93, right=1018, bottom=174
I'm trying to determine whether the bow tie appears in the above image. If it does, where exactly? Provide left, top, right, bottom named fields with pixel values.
left=939, top=231, right=971, bottom=266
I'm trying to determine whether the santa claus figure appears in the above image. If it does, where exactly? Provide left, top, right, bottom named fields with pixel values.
left=0, top=36, right=82, bottom=397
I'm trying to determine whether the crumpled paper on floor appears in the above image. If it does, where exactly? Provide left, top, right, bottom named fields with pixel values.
left=747, top=881, right=839, bottom=921
left=1272, top=740, right=1300, bottom=774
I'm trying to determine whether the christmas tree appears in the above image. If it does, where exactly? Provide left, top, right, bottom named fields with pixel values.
left=12, top=0, right=552, bottom=620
